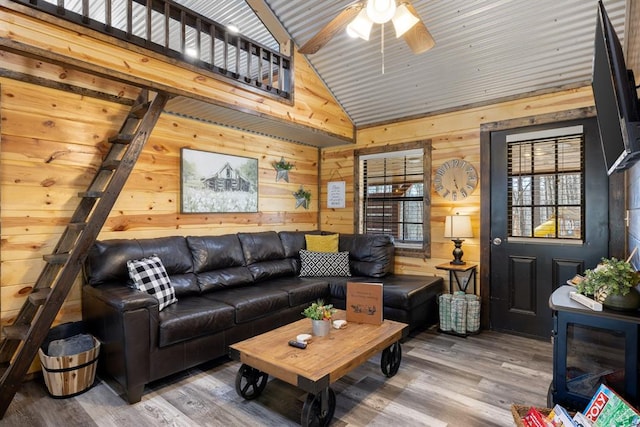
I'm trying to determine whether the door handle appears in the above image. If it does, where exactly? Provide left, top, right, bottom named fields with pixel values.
left=492, top=237, right=502, bottom=246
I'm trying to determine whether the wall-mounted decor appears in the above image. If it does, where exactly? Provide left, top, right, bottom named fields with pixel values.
left=273, top=156, right=294, bottom=182
left=293, top=185, right=311, bottom=209
left=433, top=159, right=478, bottom=201
left=181, top=148, right=258, bottom=213
left=327, top=181, right=346, bottom=208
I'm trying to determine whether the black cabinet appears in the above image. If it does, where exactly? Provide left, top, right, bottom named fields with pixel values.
left=549, top=286, right=639, bottom=411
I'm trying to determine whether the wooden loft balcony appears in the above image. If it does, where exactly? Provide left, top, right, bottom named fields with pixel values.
left=12, top=0, right=292, bottom=102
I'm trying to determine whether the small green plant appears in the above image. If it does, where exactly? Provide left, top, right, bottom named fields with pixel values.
left=272, top=157, right=294, bottom=171
left=302, top=299, right=335, bottom=321
left=576, top=257, right=640, bottom=297
left=293, top=186, right=311, bottom=209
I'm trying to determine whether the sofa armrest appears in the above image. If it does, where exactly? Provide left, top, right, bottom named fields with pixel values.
left=83, top=283, right=159, bottom=312
left=82, top=284, right=157, bottom=403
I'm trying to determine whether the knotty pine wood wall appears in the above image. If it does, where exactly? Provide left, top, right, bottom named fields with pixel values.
left=320, top=86, right=596, bottom=290
left=0, top=2, right=353, bottom=353
left=0, top=74, right=322, bottom=328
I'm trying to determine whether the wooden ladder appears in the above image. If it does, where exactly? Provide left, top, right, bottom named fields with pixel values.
left=0, top=89, right=169, bottom=418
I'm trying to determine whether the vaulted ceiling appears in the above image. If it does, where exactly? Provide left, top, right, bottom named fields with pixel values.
left=176, top=0, right=628, bottom=127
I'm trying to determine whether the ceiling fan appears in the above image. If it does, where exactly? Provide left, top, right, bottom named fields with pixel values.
left=298, top=0, right=435, bottom=55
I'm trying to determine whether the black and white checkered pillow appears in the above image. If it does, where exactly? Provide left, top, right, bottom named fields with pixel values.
left=127, top=255, right=177, bottom=311
left=299, top=250, right=351, bottom=277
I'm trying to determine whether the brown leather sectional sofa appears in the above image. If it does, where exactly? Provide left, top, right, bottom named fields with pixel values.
left=82, top=231, right=443, bottom=403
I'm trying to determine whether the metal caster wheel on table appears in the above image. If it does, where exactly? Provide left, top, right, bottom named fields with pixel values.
left=235, top=364, right=268, bottom=400
left=301, top=387, right=336, bottom=427
left=381, top=341, right=402, bottom=377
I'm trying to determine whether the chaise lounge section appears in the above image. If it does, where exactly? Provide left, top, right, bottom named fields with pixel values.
left=82, top=231, right=443, bottom=403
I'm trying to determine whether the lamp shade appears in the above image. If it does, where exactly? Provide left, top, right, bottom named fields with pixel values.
left=392, top=3, right=420, bottom=37
left=346, top=9, right=373, bottom=40
left=444, top=215, right=473, bottom=239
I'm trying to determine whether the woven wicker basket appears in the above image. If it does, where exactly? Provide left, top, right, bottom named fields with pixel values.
left=511, top=404, right=553, bottom=426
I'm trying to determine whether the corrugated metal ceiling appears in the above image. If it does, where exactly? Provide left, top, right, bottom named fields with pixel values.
left=265, top=0, right=627, bottom=126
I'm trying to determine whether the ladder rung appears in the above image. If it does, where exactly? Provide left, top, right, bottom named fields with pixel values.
left=3, top=325, right=29, bottom=341
left=101, top=160, right=121, bottom=171
left=78, top=191, right=103, bottom=198
left=68, top=222, right=87, bottom=231
left=28, top=289, right=50, bottom=306
left=43, top=253, right=68, bottom=265
left=129, top=101, right=151, bottom=119
left=108, top=134, right=134, bottom=144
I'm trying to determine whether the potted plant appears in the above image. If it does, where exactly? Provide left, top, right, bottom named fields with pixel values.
left=302, top=299, right=335, bottom=336
left=576, top=257, right=640, bottom=311
left=273, top=157, right=294, bottom=182
left=293, top=186, right=311, bottom=210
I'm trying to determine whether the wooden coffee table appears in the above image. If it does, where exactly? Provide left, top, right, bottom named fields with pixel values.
left=228, top=310, right=406, bottom=426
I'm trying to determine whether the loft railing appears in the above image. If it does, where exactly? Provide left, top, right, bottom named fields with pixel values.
left=12, top=0, right=292, bottom=100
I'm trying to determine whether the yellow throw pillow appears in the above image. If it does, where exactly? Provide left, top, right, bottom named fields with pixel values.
left=305, top=234, right=339, bottom=253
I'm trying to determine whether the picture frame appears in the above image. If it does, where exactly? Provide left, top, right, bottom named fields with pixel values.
left=327, top=181, right=346, bottom=208
left=180, top=148, right=258, bottom=213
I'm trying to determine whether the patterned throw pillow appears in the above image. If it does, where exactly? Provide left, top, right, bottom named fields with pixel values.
left=299, top=249, right=351, bottom=277
left=305, top=234, right=339, bottom=252
left=127, top=255, right=177, bottom=311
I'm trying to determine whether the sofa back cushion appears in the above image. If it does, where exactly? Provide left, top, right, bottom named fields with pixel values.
left=186, top=235, right=253, bottom=292
left=339, top=234, right=395, bottom=277
left=238, top=231, right=295, bottom=282
left=278, top=230, right=323, bottom=273
left=83, top=236, right=199, bottom=297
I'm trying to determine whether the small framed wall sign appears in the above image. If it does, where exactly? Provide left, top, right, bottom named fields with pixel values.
left=327, top=181, right=346, bottom=208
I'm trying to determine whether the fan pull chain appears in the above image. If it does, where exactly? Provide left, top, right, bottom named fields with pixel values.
left=381, top=23, right=385, bottom=74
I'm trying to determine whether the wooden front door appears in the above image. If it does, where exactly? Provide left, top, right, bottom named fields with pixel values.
left=488, top=117, right=609, bottom=339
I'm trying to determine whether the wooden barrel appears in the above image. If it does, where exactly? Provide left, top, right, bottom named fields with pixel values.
left=38, top=323, right=100, bottom=398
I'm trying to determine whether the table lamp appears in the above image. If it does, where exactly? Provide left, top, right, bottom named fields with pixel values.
left=444, top=214, right=473, bottom=265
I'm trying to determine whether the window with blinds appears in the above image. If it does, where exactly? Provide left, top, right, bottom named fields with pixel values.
left=355, top=141, right=430, bottom=255
left=507, top=126, right=584, bottom=241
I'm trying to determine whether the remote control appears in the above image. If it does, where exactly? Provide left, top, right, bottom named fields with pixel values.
left=288, top=340, right=307, bottom=349
left=569, top=291, right=603, bottom=311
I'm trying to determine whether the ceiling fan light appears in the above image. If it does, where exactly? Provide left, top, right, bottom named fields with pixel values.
left=392, top=4, right=419, bottom=37
left=366, top=0, right=396, bottom=24
left=346, top=9, right=373, bottom=40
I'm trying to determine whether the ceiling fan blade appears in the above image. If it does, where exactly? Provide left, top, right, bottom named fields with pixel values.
left=298, top=2, right=364, bottom=55
left=402, top=3, right=435, bottom=54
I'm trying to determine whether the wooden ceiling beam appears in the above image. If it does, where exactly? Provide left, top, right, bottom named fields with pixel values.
left=245, top=0, right=292, bottom=56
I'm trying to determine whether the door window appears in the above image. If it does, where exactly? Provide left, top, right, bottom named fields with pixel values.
left=507, top=126, right=584, bottom=241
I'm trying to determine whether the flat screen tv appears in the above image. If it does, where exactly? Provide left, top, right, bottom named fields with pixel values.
left=592, top=0, right=640, bottom=175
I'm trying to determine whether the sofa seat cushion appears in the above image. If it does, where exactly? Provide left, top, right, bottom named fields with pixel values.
left=158, top=298, right=235, bottom=347
left=266, top=277, right=330, bottom=307
left=381, top=275, right=443, bottom=310
left=205, top=286, right=290, bottom=324
left=329, top=275, right=443, bottom=311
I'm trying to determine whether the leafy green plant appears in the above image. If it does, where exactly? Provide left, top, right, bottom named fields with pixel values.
left=576, top=257, right=640, bottom=297
left=272, top=157, right=294, bottom=171
left=302, top=299, right=335, bottom=320
left=293, top=186, right=312, bottom=209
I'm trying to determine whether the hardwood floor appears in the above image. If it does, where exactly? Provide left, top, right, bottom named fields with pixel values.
left=2, top=328, right=552, bottom=426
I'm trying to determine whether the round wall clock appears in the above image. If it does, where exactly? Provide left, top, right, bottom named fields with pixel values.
left=433, top=159, right=478, bottom=201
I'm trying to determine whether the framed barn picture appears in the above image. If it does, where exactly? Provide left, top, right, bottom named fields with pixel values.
left=180, top=148, right=258, bottom=213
